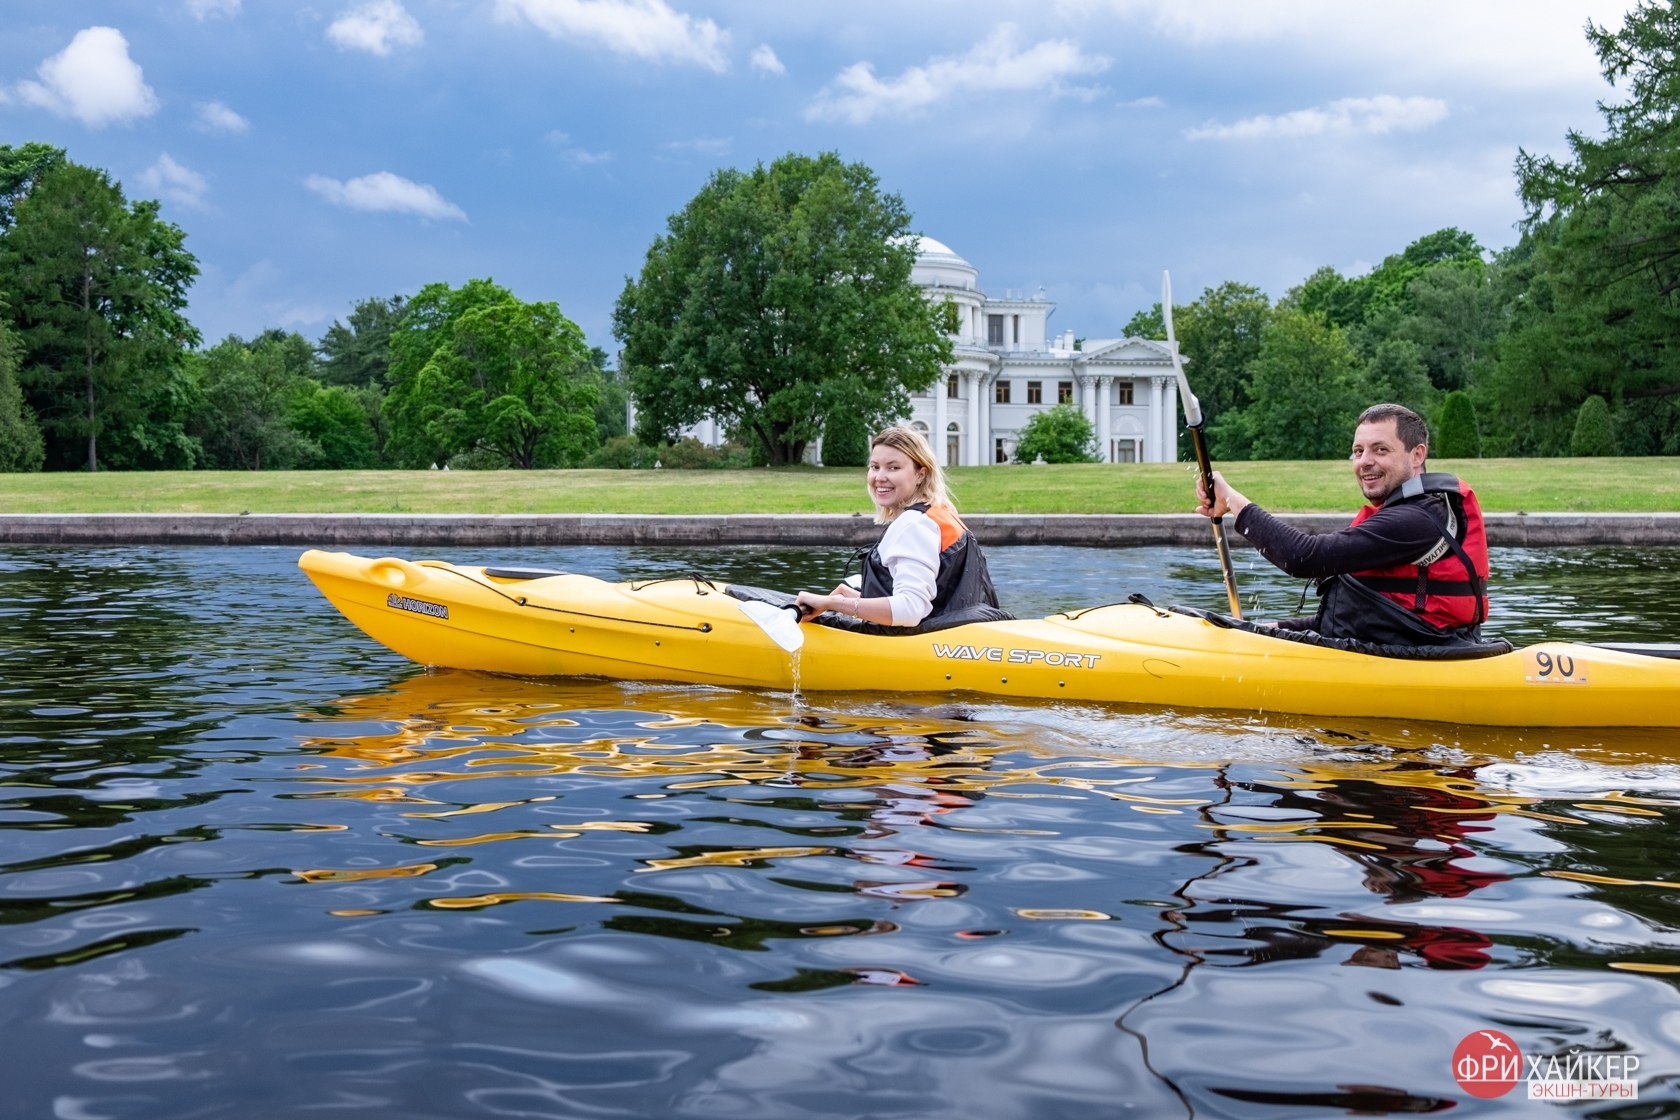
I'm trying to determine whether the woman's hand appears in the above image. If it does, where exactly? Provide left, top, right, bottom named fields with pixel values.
left=795, top=591, right=840, bottom=619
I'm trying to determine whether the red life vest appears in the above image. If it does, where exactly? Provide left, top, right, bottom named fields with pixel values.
left=1348, top=473, right=1489, bottom=630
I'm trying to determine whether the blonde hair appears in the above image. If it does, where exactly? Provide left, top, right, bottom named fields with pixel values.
left=869, top=424, right=956, bottom=523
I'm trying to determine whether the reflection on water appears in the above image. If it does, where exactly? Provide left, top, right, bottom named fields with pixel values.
left=1, top=545, right=1679, bottom=1118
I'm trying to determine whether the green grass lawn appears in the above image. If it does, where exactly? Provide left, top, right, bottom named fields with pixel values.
left=0, top=458, right=1674, bottom=515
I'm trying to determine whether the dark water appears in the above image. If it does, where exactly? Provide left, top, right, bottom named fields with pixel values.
left=2, top=544, right=1680, bottom=1119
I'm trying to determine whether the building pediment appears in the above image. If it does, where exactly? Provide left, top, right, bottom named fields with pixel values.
left=1079, top=338, right=1180, bottom=366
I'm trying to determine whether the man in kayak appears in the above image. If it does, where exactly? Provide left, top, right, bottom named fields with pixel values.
left=796, top=425, right=1001, bottom=628
left=1196, top=403, right=1491, bottom=647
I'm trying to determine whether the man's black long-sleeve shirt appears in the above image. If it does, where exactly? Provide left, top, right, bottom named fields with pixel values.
left=1233, top=501, right=1443, bottom=578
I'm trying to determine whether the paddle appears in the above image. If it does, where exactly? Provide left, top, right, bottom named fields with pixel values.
left=737, top=599, right=807, bottom=653
left=1163, top=271, right=1243, bottom=620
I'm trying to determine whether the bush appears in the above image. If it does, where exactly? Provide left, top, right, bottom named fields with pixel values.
left=658, top=437, right=750, bottom=469
left=580, top=435, right=659, bottom=469
left=822, top=409, right=871, bottom=467
left=1570, top=395, right=1617, bottom=456
left=445, top=446, right=511, bottom=470
left=1014, top=403, right=1097, bottom=463
left=1435, top=390, right=1481, bottom=458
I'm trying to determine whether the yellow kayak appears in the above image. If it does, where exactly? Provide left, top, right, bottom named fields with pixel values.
left=298, top=549, right=1680, bottom=728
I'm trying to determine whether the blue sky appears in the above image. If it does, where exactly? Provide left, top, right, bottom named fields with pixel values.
left=0, top=0, right=1630, bottom=354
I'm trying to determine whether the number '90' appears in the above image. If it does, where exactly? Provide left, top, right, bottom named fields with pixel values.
left=1534, top=652, right=1576, bottom=678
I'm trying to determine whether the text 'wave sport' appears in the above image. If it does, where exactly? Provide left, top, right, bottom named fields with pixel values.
left=299, top=550, right=1680, bottom=728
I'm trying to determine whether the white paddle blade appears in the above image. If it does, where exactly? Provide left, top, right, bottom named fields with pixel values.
left=737, top=599, right=804, bottom=654
left=1161, top=270, right=1204, bottom=428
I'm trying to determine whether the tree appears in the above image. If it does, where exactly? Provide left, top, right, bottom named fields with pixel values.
left=0, top=161, right=200, bottom=470
left=1361, top=337, right=1434, bottom=418
left=318, top=294, right=407, bottom=388
left=1506, top=1, right=1680, bottom=454
left=384, top=278, right=508, bottom=467
left=822, top=407, right=871, bottom=467
left=0, top=143, right=65, bottom=231
left=0, top=314, right=43, bottom=471
left=388, top=281, right=598, bottom=469
left=614, top=152, right=951, bottom=465
left=1436, top=390, right=1482, bottom=458
left=1124, top=282, right=1273, bottom=459
left=289, top=384, right=377, bottom=468
left=1295, top=229, right=1484, bottom=330
left=1570, top=394, right=1618, bottom=456
left=190, top=334, right=317, bottom=470
left=1014, top=402, right=1096, bottom=463
left=1217, top=310, right=1365, bottom=460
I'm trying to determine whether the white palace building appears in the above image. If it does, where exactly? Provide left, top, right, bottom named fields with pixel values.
left=906, top=237, right=1182, bottom=466
left=664, top=237, right=1184, bottom=465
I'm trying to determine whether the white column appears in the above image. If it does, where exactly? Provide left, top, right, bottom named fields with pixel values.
left=1081, top=374, right=1095, bottom=429
left=965, top=371, right=980, bottom=467
left=934, top=376, right=948, bottom=463
left=1097, top=377, right=1113, bottom=463
left=980, top=374, right=993, bottom=465
left=1167, top=379, right=1181, bottom=462
left=1148, top=377, right=1164, bottom=463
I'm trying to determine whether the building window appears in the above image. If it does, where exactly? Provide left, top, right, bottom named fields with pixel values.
left=1026, top=380, right=1043, bottom=404
left=1115, top=439, right=1138, bottom=463
left=946, top=422, right=960, bottom=467
left=995, top=438, right=1008, bottom=463
left=987, top=315, right=1006, bottom=347
left=1012, top=315, right=1020, bottom=344
left=995, top=380, right=1011, bottom=404
left=1057, top=380, right=1074, bottom=404
left=1116, top=380, right=1134, bottom=405
left=947, top=374, right=959, bottom=399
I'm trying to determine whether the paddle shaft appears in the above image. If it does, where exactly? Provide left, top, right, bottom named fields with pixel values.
left=1189, top=424, right=1243, bottom=619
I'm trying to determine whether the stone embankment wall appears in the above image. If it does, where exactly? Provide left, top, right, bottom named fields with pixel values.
left=1, top=512, right=1676, bottom=548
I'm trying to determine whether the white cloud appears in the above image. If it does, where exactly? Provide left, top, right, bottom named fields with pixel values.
left=305, top=172, right=466, bottom=220
left=1186, top=95, right=1449, bottom=141
left=1068, top=0, right=1624, bottom=91
left=139, top=154, right=210, bottom=209
left=327, top=0, right=424, bottom=56
left=186, top=0, right=241, bottom=18
left=750, top=44, right=785, bottom=76
left=805, top=25, right=1109, bottom=125
left=563, top=148, right=612, bottom=164
left=195, top=100, right=249, bottom=133
left=666, top=137, right=730, bottom=155
left=1118, top=95, right=1164, bottom=108
left=495, top=0, right=728, bottom=71
left=16, top=27, right=159, bottom=128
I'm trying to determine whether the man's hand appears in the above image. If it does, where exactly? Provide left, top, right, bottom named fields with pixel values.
left=1196, top=470, right=1250, bottom=520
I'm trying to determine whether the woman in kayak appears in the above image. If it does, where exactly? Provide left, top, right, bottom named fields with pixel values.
left=795, top=424, right=1000, bottom=628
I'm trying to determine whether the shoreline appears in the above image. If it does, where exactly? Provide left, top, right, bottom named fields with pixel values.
left=2, top=512, right=1678, bottom=548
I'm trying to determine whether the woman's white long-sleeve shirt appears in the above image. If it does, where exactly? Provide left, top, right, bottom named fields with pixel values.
left=875, top=508, right=942, bottom=626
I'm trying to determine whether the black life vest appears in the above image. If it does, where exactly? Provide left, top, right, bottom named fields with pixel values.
left=860, top=503, right=1000, bottom=622
left=1312, top=473, right=1490, bottom=646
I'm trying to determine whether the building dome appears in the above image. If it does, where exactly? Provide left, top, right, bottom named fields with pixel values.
left=905, top=235, right=978, bottom=292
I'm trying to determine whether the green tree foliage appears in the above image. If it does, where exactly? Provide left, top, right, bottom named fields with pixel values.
left=1501, top=1, right=1680, bottom=454
left=1295, top=229, right=1484, bottom=329
left=318, top=294, right=407, bottom=388
left=0, top=314, right=43, bottom=471
left=821, top=407, right=871, bottom=467
left=614, top=152, right=951, bottom=465
left=1013, top=402, right=1096, bottom=463
left=0, top=160, right=200, bottom=470
left=0, top=143, right=65, bottom=231
left=1436, top=390, right=1482, bottom=458
left=581, top=347, right=629, bottom=442
left=289, top=384, right=378, bottom=468
left=1570, top=394, right=1618, bottom=456
left=1124, top=283, right=1274, bottom=459
left=190, top=334, right=319, bottom=470
left=386, top=280, right=598, bottom=469
left=1216, top=311, right=1365, bottom=460
left=1361, top=337, right=1434, bottom=417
